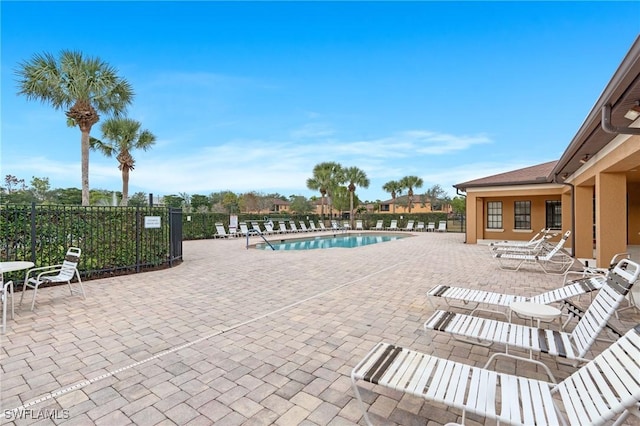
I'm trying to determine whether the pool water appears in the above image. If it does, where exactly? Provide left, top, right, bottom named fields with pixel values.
left=255, top=233, right=407, bottom=250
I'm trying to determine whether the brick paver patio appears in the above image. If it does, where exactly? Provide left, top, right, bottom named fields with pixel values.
left=1, top=232, right=639, bottom=425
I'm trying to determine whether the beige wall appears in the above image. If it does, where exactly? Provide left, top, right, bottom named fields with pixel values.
left=464, top=185, right=564, bottom=245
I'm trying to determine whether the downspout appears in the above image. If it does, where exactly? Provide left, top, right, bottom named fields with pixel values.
left=553, top=173, right=575, bottom=257
left=602, top=104, right=640, bottom=135
left=456, top=188, right=467, bottom=243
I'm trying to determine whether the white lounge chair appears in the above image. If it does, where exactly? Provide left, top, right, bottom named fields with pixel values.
left=415, top=221, right=425, bottom=232
left=402, top=220, right=414, bottom=231
left=428, top=275, right=604, bottom=313
left=436, top=220, right=447, bottom=232
left=214, top=222, right=232, bottom=238
left=278, top=221, right=290, bottom=234
left=355, top=220, right=364, bottom=231
left=20, top=247, right=85, bottom=311
left=298, top=221, right=311, bottom=232
left=385, top=220, right=398, bottom=231
left=370, top=220, right=383, bottom=231
left=493, top=231, right=574, bottom=274
left=238, top=222, right=251, bottom=236
left=289, top=221, right=301, bottom=233
left=264, top=221, right=277, bottom=234
left=251, top=221, right=267, bottom=235
left=309, top=222, right=319, bottom=232
left=352, top=324, right=640, bottom=426
left=490, top=228, right=549, bottom=248
left=426, top=222, right=435, bottom=232
left=424, top=259, right=639, bottom=378
left=318, top=222, right=327, bottom=231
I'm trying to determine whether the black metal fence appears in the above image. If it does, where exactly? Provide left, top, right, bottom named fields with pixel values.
left=0, top=203, right=183, bottom=283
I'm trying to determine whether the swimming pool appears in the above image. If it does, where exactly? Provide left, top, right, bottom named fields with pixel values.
left=255, top=233, right=407, bottom=250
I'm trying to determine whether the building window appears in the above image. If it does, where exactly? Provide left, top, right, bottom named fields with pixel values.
left=546, top=201, right=562, bottom=229
left=487, top=201, right=502, bottom=229
left=514, top=201, right=531, bottom=230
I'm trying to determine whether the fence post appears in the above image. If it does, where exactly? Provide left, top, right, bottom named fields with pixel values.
left=30, top=202, right=37, bottom=263
left=135, top=206, right=141, bottom=273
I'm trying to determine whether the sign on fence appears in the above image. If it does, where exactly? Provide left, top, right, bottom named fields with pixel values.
left=144, top=216, right=162, bottom=229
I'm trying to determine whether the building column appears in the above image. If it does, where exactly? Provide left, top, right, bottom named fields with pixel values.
left=561, top=189, right=574, bottom=252
left=573, top=185, right=593, bottom=259
left=595, top=172, right=627, bottom=267
left=465, top=193, right=478, bottom=244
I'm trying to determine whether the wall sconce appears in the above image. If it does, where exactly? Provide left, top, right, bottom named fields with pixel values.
left=579, top=154, right=590, bottom=164
left=624, top=100, right=640, bottom=121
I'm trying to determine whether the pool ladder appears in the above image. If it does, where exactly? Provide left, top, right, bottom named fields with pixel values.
left=245, top=229, right=275, bottom=250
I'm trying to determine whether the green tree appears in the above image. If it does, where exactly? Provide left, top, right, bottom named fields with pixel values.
left=382, top=180, right=403, bottom=214
left=307, top=162, right=339, bottom=220
left=424, top=184, right=447, bottom=211
left=400, top=175, right=423, bottom=213
left=16, top=50, right=134, bottom=205
left=289, top=195, right=314, bottom=214
left=163, top=194, right=184, bottom=208
left=343, top=166, right=370, bottom=228
left=129, top=192, right=148, bottom=207
left=52, top=187, right=82, bottom=205
left=91, top=118, right=156, bottom=206
left=331, top=186, right=351, bottom=214
left=191, top=194, right=210, bottom=212
left=4, top=175, right=26, bottom=193
left=222, top=192, right=239, bottom=213
left=451, top=196, right=466, bottom=215
left=30, top=176, right=51, bottom=203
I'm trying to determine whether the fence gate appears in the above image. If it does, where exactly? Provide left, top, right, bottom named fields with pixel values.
left=169, top=207, right=183, bottom=266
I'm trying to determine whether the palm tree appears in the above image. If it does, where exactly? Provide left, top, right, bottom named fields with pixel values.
left=91, top=118, right=156, bottom=206
left=16, top=50, right=134, bottom=205
left=382, top=180, right=403, bottom=214
left=400, top=175, right=424, bottom=213
left=344, top=166, right=370, bottom=228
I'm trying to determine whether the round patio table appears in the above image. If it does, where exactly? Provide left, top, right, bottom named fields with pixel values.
left=1, top=261, right=35, bottom=332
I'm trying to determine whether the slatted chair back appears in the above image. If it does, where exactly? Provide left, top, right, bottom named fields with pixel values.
left=299, top=221, right=309, bottom=232
left=309, top=222, right=318, bottom=231
left=278, top=222, right=288, bottom=233
left=556, top=324, right=640, bottom=425
left=289, top=221, right=299, bottom=232
left=570, top=259, right=639, bottom=357
left=373, top=220, right=383, bottom=230
left=56, top=248, right=81, bottom=281
left=404, top=220, right=414, bottom=231
left=215, top=222, right=228, bottom=237
left=540, top=230, right=571, bottom=259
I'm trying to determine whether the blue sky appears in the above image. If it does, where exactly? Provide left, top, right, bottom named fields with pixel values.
left=2, top=1, right=639, bottom=202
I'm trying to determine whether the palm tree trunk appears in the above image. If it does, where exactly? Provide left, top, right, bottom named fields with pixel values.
left=121, top=167, right=130, bottom=206
left=81, top=129, right=91, bottom=206
left=349, top=191, right=354, bottom=228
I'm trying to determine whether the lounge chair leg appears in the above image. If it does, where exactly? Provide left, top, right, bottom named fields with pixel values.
left=351, top=376, right=374, bottom=426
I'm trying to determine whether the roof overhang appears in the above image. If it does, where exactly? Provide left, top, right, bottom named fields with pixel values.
left=550, top=36, right=640, bottom=182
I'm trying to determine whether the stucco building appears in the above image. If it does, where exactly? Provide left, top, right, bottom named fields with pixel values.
left=455, top=36, right=640, bottom=268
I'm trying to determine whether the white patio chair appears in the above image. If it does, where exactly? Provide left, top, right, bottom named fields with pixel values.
left=416, top=221, right=425, bottom=232
left=385, top=220, right=398, bottom=231
left=355, top=220, right=364, bottom=231
left=493, top=230, right=574, bottom=274
left=308, top=222, right=319, bottom=232
left=352, top=324, right=640, bottom=426
left=424, top=259, right=639, bottom=379
left=238, top=222, right=250, bottom=236
left=426, top=222, right=435, bottom=232
left=436, top=220, right=447, bottom=232
left=264, top=221, right=278, bottom=234
left=20, top=247, right=85, bottom=311
left=402, top=220, right=414, bottom=231
left=288, top=221, right=301, bottom=233
left=489, top=228, right=548, bottom=248
left=318, top=222, right=327, bottom=231
left=278, top=221, right=290, bottom=234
